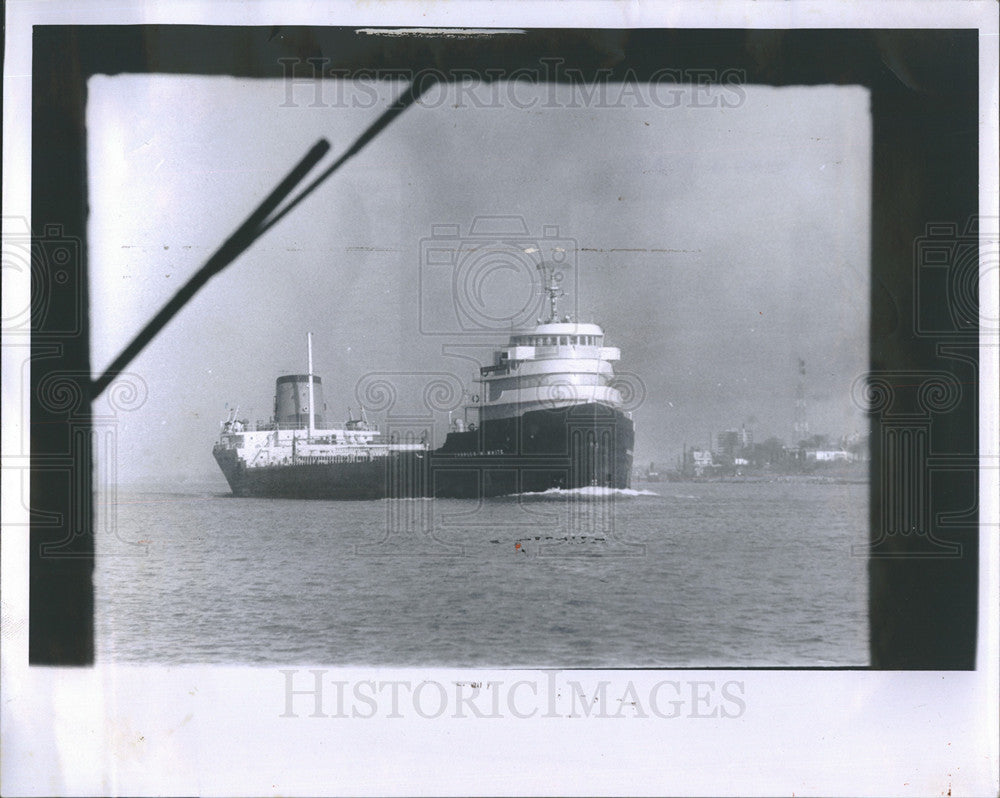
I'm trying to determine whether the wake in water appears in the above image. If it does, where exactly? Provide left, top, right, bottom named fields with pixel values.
left=516, top=485, right=661, bottom=499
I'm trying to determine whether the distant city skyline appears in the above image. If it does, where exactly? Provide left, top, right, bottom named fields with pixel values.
left=86, top=75, right=871, bottom=483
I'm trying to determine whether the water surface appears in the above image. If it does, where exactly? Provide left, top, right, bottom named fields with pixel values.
left=95, top=480, right=869, bottom=666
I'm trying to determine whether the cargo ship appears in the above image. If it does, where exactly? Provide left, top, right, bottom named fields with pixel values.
left=212, top=333, right=429, bottom=499
left=213, top=270, right=634, bottom=499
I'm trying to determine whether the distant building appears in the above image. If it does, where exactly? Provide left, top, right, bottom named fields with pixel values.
left=806, top=449, right=854, bottom=462
left=684, top=447, right=715, bottom=476
left=841, top=431, right=871, bottom=462
left=715, top=426, right=753, bottom=457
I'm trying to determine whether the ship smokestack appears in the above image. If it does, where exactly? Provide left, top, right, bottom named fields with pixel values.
left=274, top=371, right=325, bottom=429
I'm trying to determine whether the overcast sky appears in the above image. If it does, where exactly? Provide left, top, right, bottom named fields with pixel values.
left=87, top=74, right=871, bottom=483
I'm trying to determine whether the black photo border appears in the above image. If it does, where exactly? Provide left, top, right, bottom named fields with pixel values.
left=27, top=26, right=980, bottom=670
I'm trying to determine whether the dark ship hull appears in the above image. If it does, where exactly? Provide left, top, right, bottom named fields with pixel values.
left=430, top=403, right=634, bottom=498
left=213, top=447, right=425, bottom=500
left=214, top=403, right=634, bottom=500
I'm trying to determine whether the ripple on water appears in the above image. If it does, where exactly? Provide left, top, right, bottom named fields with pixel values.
left=94, top=482, right=869, bottom=666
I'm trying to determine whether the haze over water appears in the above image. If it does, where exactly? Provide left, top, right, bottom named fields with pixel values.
left=95, top=480, right=868, bottom=666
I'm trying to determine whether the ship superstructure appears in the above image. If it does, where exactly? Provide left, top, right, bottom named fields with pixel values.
left=475, top=274, right=624, bottom=422
left=430, top=266, right=634, bottom=496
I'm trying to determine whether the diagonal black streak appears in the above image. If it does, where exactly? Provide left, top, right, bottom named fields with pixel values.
left=90, top=138, right=331, bottom=399
left=254, top=77, right=433, bottom=238
left=91, top=78, right=432, bottom=401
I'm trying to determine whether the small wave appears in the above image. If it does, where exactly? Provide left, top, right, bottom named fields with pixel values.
left=382, top=496, right=434, bottom=501
left=517, top=486, right=660, bottom=498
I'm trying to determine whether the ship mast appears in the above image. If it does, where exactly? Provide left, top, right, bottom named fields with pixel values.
left=538, top=263, right=565, bottom=324
left=307, top=332, right=315, bottom=442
